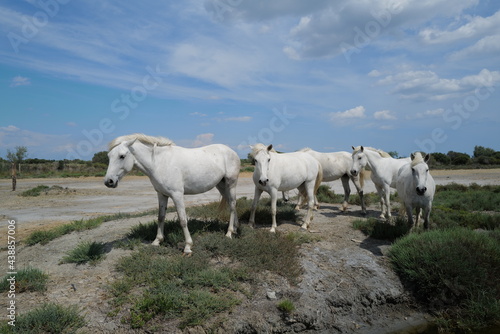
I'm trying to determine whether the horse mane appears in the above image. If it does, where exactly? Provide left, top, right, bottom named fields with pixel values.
left=249, top=143, right=278, bottom=158
left=109, top=133, right=175, bottom=150
left=352, top=146, right=392, bottom=158
left=298, top=147, right=312, bottom=152
left=411, top=152, right=425, bottom=167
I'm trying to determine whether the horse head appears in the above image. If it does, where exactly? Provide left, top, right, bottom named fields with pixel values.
left=104, top=139, right=136, bottom=188
left=410, top=152, right=431, bottom=196
left=251, top=144, right=273, bottom=187
left=350, top=146, right=367, bottom=177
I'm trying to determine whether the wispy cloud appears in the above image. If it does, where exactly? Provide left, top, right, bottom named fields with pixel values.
left=374, top=110, right=397, bottom=120
left=223, top=116, right=252, bottom=122
left=10, top=76, right=31, bottom=87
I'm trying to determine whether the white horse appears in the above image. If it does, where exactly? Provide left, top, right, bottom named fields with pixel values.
left=104, top=133, right=240, bottom=254
left=350, top=146, right=411, bottom=220
left=249, top=144, right=323, bottom=232
left=294, top=148, right=367, bottom=214
left=396, top=152, right=435, bottom=230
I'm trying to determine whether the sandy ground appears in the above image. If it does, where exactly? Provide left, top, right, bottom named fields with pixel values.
left=1, top=169, right=499, bottom=240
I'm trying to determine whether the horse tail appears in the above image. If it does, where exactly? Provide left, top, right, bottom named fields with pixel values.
left=314, top=162, right=323, bottom=196
left=218, top=195, right=228, bottom=212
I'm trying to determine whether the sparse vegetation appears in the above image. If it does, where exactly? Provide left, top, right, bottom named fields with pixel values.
left=19, top=185, right=50, bottom=197
left=0, top=303, right=85, bottom=333
left=0, top=267, right=48, bottom=293
left=25, top=210, right=156, bottom=245
left=61, top=241, right=106, bottom=265
left=109, top=199, right=309, bottom=330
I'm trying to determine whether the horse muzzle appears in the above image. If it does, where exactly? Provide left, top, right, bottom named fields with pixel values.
left=104, top=178, right=119, bottom=188
left=259, top=179, right=269, bottom=187
left=416, top=187, right=427, bottom=196
left=350, top=169, right=358, bottom=177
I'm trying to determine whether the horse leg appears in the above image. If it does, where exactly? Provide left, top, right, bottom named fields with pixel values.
left=375, top=184, right=386, bottom=219
left=300, top=183, right=315, bottom=230
left=270, top=188, right=278, bottom=233
left=216, top=179, right=238, bottom=237
left=249, top=187, right=263, bottom=228
left=415, top=207, right=421, bottom=229
left=351, top=175, right=366, bottom=215
left=383, top=184, right=392, bottom=221
left=171, top=193, right=193, bottom=254
left=340, top=174, right=351, bottom=212
left=406, top=204, right=414, bottom=230
left=423, top=206, right=431, bottom=229
left=152, top=193, right=168, bottom=246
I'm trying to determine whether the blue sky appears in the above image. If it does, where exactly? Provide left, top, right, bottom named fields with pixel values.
left=1, top=0, right=499, bottom=160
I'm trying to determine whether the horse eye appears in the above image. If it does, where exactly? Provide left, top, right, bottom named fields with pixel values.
left=119, top=155, right=125, bottom=160
left=268, top=158, right=270, bottom=162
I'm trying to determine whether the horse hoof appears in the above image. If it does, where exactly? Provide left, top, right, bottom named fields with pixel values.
left=152, top=240, right=161, bottom=246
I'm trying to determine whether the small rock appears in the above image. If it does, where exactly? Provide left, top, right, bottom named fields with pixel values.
left=266, top=291, right=277, bottom=300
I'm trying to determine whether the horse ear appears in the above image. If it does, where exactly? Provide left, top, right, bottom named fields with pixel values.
left=351, top=146, right=355, bottom=150
left=424, top=153, right=430, bottom=162
left=267, top=144, right=273, bottom=152
left=411, top=153, right=415, bottom=160
left=360, top=146, right=364, bottom=152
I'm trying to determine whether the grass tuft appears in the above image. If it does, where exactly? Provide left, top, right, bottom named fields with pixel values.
left=0, top=267, right=48, bottom=293
left=277, top=299, right=296, bottom=314
left=19, top=185, right=50, bottom=197
left=60, top=241, right=106, bottom=265
left=0, top=303, right=85, bottom=333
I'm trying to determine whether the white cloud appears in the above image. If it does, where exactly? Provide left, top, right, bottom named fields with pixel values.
left=282, top=0, right=479, bottom=59
left=10, top=76, right=31, bottom=87
left=223, top=116, right=252, bottom=122
left=190, top=112, right=207, bottom=117
left=191, top=133, right=214, bottom=147
left=377, top=68, right=500, bottom=101
left=449, top=35, right=500, bottom=60
left=419, top=10, right=500, bottom=45
left=374, top=110, right=396, bottom=120
left=413, top=108, right=445, bottom=119
left=330, top=106, right=366, bottom=124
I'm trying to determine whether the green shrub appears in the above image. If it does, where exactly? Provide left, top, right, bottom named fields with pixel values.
left=352, top=217, right=410, bottom=241
left=277, top=299, right=296, bottom=314
left=0, top=267, right=48, bottom=293
left=0, top=303, right=85, bottom=333
left=315, top=185, right=343, bottom=204
left=61, top=241, right=106, bottom=265
left=390, top=228, right=500, bottom=332
left=20, top=185, right=49, bottom=197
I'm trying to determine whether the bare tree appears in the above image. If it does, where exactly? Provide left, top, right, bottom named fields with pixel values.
left=6, top=146, right=28, bottom=191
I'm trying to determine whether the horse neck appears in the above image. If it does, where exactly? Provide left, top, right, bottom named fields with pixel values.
left=363, top=149, right=384, bottom=171
left=130, top=141, right=159, bottom=176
